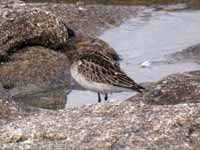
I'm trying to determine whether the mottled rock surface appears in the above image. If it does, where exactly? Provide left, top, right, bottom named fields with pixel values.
left=0, top=0, right=71, bottom=109
left=27, top=2, right=146, bottom=37
left=168, top=43, right=200, bottom=63
left=128, top=70, right=200, bottom=105
left=0, top=4, right=69, bottom=58
left=0, top=46, right=70, bottom=88
left=0, top=46, right=71, bottom=109
left=0, top=100, right=200, bottom=150
left=0, top=0, right=24, bottom=5
left=0, top=83, right=24, bottom=120
left=0, top=0, right=73, bottom=87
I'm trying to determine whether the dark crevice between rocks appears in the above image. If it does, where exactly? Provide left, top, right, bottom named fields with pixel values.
left=0, top=55, right=9, bottom=63
left=3, top=83, right=15, bottom=90
left=40, top=134, right=67, bottom=141
left=15, top=136, right=28, bottom=143
left=9, top=133, right=68, bottom=144
left=67, top=26, right=76, bottom=38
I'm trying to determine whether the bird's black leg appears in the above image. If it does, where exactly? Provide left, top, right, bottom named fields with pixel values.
left=98, top=93, right=101, bottom=103
left=105, top=93, right=108, bottom=101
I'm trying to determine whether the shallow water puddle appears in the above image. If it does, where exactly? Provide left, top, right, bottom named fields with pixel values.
left=67, top=9, right=200, bottom=108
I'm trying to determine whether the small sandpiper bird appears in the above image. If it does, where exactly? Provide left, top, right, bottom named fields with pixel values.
left=66, top=48, right=145, bottom=103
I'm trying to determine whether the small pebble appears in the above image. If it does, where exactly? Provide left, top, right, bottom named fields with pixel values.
left=140, top=60, right=151, bottom=68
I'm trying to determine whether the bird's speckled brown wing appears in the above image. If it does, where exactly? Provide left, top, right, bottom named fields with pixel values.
left=77, top=50, right=144, bottom=92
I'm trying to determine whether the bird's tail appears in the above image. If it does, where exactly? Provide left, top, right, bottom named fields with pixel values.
left=132, top=84, right=145, bottom=93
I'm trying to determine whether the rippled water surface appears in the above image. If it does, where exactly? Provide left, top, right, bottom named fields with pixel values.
left=67, top=9, right=200, bottom=107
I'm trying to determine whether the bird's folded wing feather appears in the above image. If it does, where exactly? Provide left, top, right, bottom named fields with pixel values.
left=77, top=51, right=138, bottom=90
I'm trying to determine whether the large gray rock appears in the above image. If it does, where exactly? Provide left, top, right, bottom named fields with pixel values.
left=168, top=43, right=200, bottom=63
left=0, top=46, right=70, bottom=88
left=0, top=0, right=72, bottom=109
left=0, top=0, right=72, bottom=88
left=0, top=4, right=69, bottom=58
left=0, top=100, right=199, bottom=149
left=0, top=46, right=70, bottom=109
left=128, top=70, right=200, bottom=105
